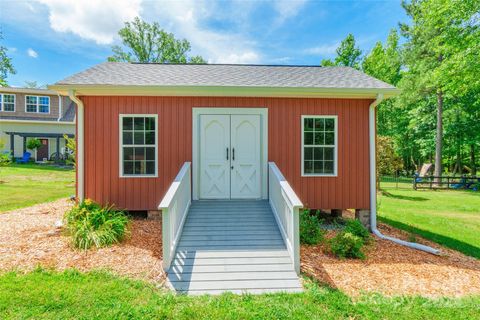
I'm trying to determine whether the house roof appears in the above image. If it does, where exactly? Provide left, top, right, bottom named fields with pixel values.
left=50, top=62, right=400, bottom=98
left=0, top=86, right=58, bottom=95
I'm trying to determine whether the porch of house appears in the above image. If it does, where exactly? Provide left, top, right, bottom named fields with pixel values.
left=159, top=162, right=304, bottom=295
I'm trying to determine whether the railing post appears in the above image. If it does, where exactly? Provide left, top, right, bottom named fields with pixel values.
left=162, top=208, right=171, bottom=269
left=292, top=206, right=300, bottom=274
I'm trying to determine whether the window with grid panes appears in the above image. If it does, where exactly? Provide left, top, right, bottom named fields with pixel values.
left=302, top=116, right=337, bottom=175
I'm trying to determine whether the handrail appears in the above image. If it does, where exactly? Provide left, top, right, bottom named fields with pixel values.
left=158, top=162, right=191, bottom=270
left=268, top=162, right=303, bottom=274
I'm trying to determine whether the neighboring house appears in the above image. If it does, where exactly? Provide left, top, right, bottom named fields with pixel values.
left=50, top=62, right=399, bottom=294
left=0, top=87, right=76, bottom=162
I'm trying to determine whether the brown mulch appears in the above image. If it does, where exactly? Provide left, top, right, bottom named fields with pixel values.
left=302, top=211, right=480, bottom=298
left=0, top=199, right=165, bottom=283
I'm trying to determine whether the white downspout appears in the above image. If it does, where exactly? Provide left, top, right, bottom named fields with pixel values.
left=369, top=94, right=440, bottom=255
left=68, top=90, right=85, bottom=202
left=57, top=94, right=62, bottom=121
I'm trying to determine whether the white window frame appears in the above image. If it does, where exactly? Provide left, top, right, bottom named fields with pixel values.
left=25, top=95, right=50, bottom=114
left=301, top=115, right=338, bottom=177
left=119, top=114, right=158, bottom=178
left=0, top=93, right=16, bottom=112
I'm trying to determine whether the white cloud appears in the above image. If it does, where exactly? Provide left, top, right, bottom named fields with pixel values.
left=273, top=0, right=307, bottom=24
left=145, top=0, right=262, bottom=63
left=37, top=0, right=142, bottom=45
left=27, top=48, right=38, bottom=58
left=304, top=43, right=339, bottom=55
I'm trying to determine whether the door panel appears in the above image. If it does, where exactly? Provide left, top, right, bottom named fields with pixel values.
left=230, top=115, right=261, bottom=199
left=200, top=115, right=231, bottom=199
left=36, top=139, right=49, bottom=161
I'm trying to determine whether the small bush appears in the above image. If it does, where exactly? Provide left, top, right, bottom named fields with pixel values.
left=344, top=219, right=371, bottom=242
left=330, top=232, right=365, bottom=259
left=300, top=209, right=325, bottom=245
left=64, top=199, right=130, bottom=250
left=26, top=138, right=42, bottom=151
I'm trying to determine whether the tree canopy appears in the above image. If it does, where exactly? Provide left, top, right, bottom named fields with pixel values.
left=0, top=32, right=15, bottom=87
left=321, top=34, right=362, bottom=69
left=108, top=17, right=206, bottom=64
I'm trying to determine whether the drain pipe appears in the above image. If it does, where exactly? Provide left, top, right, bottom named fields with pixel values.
left=369, top=94, right=440, bottom=255
left=68, top=89, right=84, bottom=202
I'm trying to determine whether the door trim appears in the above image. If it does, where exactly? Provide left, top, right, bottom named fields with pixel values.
left=192, top=108, right=268, bottom=200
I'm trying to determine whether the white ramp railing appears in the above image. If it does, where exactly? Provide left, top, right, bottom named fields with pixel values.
left=268, top=162, right=303, bottom=274
left=159, top=162, right=191, bottom=270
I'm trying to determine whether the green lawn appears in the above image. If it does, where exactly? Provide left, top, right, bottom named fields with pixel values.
left=0, top=164, right=75, bottom=213
left=0, top=269, right=478, bottom=320
left=378, top=182, right=480, bottom=258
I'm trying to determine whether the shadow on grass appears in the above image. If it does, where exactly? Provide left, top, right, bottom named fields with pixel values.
left=380, top=190, right=428, bottom=202
left=379, top=216, right=480, bottom=259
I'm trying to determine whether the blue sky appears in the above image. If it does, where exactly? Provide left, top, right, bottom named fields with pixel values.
left=0, top=0, right=408, bottom=87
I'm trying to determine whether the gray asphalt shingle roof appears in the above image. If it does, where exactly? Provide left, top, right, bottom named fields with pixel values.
left=56, top=62, right=395, bottom=89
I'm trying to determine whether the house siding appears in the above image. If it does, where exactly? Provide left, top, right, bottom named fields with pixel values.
left=81, top=96, right=372, bottom=211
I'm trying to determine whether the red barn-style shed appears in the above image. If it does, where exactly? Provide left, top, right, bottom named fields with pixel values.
left=50, top=63, right=399, bottom=294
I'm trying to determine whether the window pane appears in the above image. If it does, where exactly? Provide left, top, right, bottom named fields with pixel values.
left=324, top=147, right=334, bottom=161
left=123, top=161, right=134, bottom=175
left=134, top=132, right=144, bottom=144
left=325, top=118, right=335, bottom=131
left=145, top=131, right=155, bottom=145
left=134, top=161, right=143, bottom=174
left=134, top=117, right=144, bottom=130
left=145, top=147, right=155, bottom=160
left=39, top=105, right=49, bottom=113
left=304, top=118, right=313, bottom=131
left=304, top=147, right=313, bottom=160
left=134, top=147, right=145, bottom=160
left=314, top=132, right=324, bottom=145
left=324, top=161, right=334, bottom=174
left=4, top=103, right=14, bottom=111
left=39, top=97, right=49, bottom=105
left=123, top=132, right=133, bottom=145
left=26, top=96, right=37, bottom=104
left=313, top=147, right=323, bottom=161
left=123, top=147, right=134, bottom=160
left=145, top=117, right=155, bottom=130
left=325, top=132, right=334, bottom=145
left=314, top=118, right=324, bottom=131
left=146, top=161, right=155, bottom=174
left=26, top=104, right=37, bottom=112
left=314, top=161, right=323, bottom=174
left=304, top=160, right=313, bottom=174
left=123, top=117, right=133, bottom=130
left=4, top=94, right=14, bottom=103
left=304, top=132, right=313, bottom=145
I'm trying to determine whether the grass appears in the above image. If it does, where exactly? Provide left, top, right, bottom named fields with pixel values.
left=378, top=181, right=480, bottom=258
left=0, top=163, right=75, bottom=213
left=0, top=269, right=478, bottom=320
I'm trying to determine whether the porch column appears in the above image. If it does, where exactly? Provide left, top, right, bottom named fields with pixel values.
left=56, top=136, right=60, bottom=164
left=23, top=137, right=26, bottom=154
left=9, top=134, right=14, bottom=159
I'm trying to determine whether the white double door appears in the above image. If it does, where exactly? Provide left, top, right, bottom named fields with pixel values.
left=200, top=114, right=261, bottom=199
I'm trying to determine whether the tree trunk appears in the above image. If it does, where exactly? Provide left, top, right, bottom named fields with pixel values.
left=434, top=90, right=443, bottom=184
left=471, top=144, right=477, bottom=176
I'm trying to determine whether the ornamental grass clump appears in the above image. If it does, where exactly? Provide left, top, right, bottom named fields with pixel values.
left=64, top=199, right=130, bottom=250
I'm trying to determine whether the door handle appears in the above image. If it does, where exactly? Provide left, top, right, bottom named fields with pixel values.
left=226, top=147, right=229, bottom=160
left=232, top=148, right=235, bottom=161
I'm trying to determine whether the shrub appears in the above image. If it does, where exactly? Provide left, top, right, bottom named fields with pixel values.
left=26, top=138, right=42, bottom=151
left=0, top=152, right=11, bottom=166
left=300, top=209, right=325, bottom=245
left=344, top=219, right=371, bottom=243
left=64, top=199, right=130, bottom=250
left=330, top=232, right=365, bottom=259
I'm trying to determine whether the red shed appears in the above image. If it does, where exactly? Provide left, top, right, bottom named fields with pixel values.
left=50, top=63, right=399, bottom=294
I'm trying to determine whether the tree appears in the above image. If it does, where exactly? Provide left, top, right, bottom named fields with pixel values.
left=321, top=34, right=362, bottom=69
left=399, top=0, right=480, bottom=179
left=108, top=17, right=206, bottom=64
left=0, top=32, right=15, bottom=87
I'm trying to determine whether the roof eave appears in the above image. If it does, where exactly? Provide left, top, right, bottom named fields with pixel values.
left=48, top=85, right=401, bottom=99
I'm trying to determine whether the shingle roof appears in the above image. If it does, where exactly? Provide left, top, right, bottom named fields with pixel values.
left=59, top=101, right=76, bottom=122
left=55, top=62, right=395, bottom=89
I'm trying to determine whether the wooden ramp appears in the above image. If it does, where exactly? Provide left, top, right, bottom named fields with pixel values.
left=167, top=200, right=303, bottom=295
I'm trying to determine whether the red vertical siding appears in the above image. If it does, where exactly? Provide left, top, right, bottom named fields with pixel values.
left=81, top=96, right=372, bottom=211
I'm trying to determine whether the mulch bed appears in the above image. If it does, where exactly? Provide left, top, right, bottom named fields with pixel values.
left=1, top=201, right=479, bottom=297
left=301, top=211, right=480, bottom=298
left=0, top=199, right=165, bottom=284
